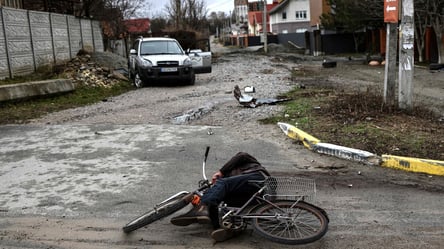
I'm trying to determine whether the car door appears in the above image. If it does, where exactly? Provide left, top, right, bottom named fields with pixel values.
left=188, top=39, right=212, bottom=74
left=128, top=40, right=140, bottom=75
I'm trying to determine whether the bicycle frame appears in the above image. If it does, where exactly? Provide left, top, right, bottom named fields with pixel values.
left=220, top=183, right=305, bottom=223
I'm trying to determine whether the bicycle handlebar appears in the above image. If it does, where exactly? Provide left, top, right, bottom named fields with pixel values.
left=204, top=146, right=210, bottom=159
left=202, top=146, right=210, bottom=181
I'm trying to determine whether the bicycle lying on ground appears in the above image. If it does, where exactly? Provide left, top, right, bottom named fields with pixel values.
left=123, top=147, right=329, bottom=245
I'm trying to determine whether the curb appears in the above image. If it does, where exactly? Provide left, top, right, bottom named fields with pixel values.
left=0, top=79, right=74, bottom=102
left=277, top=122, right=444, bottom=176
left=381, top=155, right=444, bottom=176
left=312, top=142, right=380, bottom=166
left=277, top=122, right=320, bottom=149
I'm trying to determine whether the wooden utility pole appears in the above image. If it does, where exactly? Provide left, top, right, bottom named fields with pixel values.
left=262, top=0, right=268, bottom=53
left=383, top=0, right=399, bottom=107
left=384, top=23, right=398, bottom=107
left=398, top=0, right=414, bottom=110
left=175, top=0, right=180, bottom=30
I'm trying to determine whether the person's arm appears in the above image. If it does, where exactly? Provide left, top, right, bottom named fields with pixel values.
left=211, top=170, right=223, bottom=184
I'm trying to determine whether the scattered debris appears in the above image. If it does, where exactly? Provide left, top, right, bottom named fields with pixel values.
left=61, top=53, right=128, bottom=88
left=233, top=85, right=291, bottom=108
left=244, top=86, right=255, bottom=93
left=172, top=103, right=215, bottom=124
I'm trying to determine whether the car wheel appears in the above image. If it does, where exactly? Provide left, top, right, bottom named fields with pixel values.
left=134, top=72, right=144, bottom=88
left=187, top=72, right=196, bottom=85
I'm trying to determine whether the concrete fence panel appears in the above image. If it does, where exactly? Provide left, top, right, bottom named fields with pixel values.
left=0, top=7, right=104, bottom=80
left=3, top=8, right=34, bottom=76
left=29, top=11, right=53, bottom=68
left=80, top=18, right=93, bottom=51
left=92, top=21, right=104, bottom=52
left=67, top=15, right=82, bottom=58
left=51, top=13, right=71, bottom=63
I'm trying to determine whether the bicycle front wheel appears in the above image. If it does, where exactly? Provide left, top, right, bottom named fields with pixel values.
left=122, top=195, right=188, bottom=233
left=251, top=200, right=328, bottom=245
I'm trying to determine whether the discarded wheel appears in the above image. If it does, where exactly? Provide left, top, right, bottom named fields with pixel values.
left=429, top=63, right=444, bottom=71
left=322, top=61, right=337, bottom=68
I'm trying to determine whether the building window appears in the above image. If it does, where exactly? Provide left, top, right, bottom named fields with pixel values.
left=295, top=10, right=307, bottom=20
left=282, top=12, right=287, bottom=20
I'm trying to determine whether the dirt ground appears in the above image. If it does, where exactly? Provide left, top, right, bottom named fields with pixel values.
left=1, top=42, right=444, bottom=249
left=281, top=60, right=444, bottom=160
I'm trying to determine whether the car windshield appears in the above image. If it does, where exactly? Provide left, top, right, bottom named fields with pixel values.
left=140, top=40, right=183, bottom=55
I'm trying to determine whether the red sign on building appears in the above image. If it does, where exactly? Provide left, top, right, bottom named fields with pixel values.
left=384, top=0, right=399, bottom=23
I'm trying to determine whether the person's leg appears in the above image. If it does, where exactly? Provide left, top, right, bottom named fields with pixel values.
left=170, top=172, right=265, bottom=227
left=201, top=171, right=265, bottom=206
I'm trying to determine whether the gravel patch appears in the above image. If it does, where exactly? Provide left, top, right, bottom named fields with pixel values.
left=30, top=48, right=303, bottom=149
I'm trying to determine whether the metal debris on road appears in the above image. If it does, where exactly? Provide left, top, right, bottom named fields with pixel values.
left=233, top=85, right=291, bottom=108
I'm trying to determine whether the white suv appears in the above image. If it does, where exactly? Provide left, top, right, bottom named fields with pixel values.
left=128, top=37, right=211, bottom=87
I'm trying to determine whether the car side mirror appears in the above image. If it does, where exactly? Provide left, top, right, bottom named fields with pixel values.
left=130, top=49, right=136, bottom=55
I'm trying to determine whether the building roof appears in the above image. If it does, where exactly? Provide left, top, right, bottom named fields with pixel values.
left=124, top=18, right=151, bottom=34
left=269, top=0, right=290, bottom=14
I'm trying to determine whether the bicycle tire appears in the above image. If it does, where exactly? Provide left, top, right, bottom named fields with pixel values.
left=122, top=196, right=188, bottom=233
left=251, top=200, right=328, bottom=245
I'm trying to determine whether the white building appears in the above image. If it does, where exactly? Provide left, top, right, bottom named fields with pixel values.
left=269, top=0, right=328, bottom=34
left=235, top=0, right=248, bottom=24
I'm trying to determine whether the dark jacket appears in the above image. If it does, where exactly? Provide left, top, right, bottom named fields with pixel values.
left=219, top=152, right=270, bottom=177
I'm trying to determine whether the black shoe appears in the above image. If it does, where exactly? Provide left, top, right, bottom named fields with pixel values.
left=170, top=205, right=211, bottom=226
left=211, top=228, right=240, bottom=242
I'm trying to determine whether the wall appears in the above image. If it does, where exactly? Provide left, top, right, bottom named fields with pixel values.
left=277, top=32, right=306, bottom=48
left=0, top=7, right=104, bottom=79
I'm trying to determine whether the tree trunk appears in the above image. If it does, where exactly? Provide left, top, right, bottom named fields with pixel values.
left=415, top=31, right=425, bottom=63
left=436, top=32, right=444, bottom=63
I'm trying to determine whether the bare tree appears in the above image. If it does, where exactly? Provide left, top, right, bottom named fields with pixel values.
left=184, top=0, right=208, bottom=30
left=429, top=0, right=444, bottom=63
left=165, top=0, right=185, bottom=29
left=165, top=0, right=208, bottom=31
left=322, top=0, right=444, bottom=63
left=415, top=0, right=432, bottom=63
left=320, top=0, right=384, bottom=52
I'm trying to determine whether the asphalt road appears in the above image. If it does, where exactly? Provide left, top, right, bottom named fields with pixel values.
left=1, top=124, right=443, bottom=249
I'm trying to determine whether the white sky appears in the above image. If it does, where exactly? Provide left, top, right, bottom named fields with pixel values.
left=148, top=0, right=273, bottom=16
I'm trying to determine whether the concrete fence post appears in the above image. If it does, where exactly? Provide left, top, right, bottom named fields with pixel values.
left=1, top=7, right=12, bottom=78
left=49, top=13, right=56, bottom=64
left=66, top=15, right=72, bottom=60
left=90, top=19, right=95, bottom=52
left=79, top=17, right=84, bottom=50
left=27, top=10, right=37, bottom=71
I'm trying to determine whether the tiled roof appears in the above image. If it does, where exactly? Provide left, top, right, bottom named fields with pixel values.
left=124, top=18, right=151, bottom=33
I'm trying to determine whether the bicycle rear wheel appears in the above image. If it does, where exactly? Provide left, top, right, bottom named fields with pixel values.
left=251, top=200, right=328, bottom=245
left=123, top=194, right=188, bottom=233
